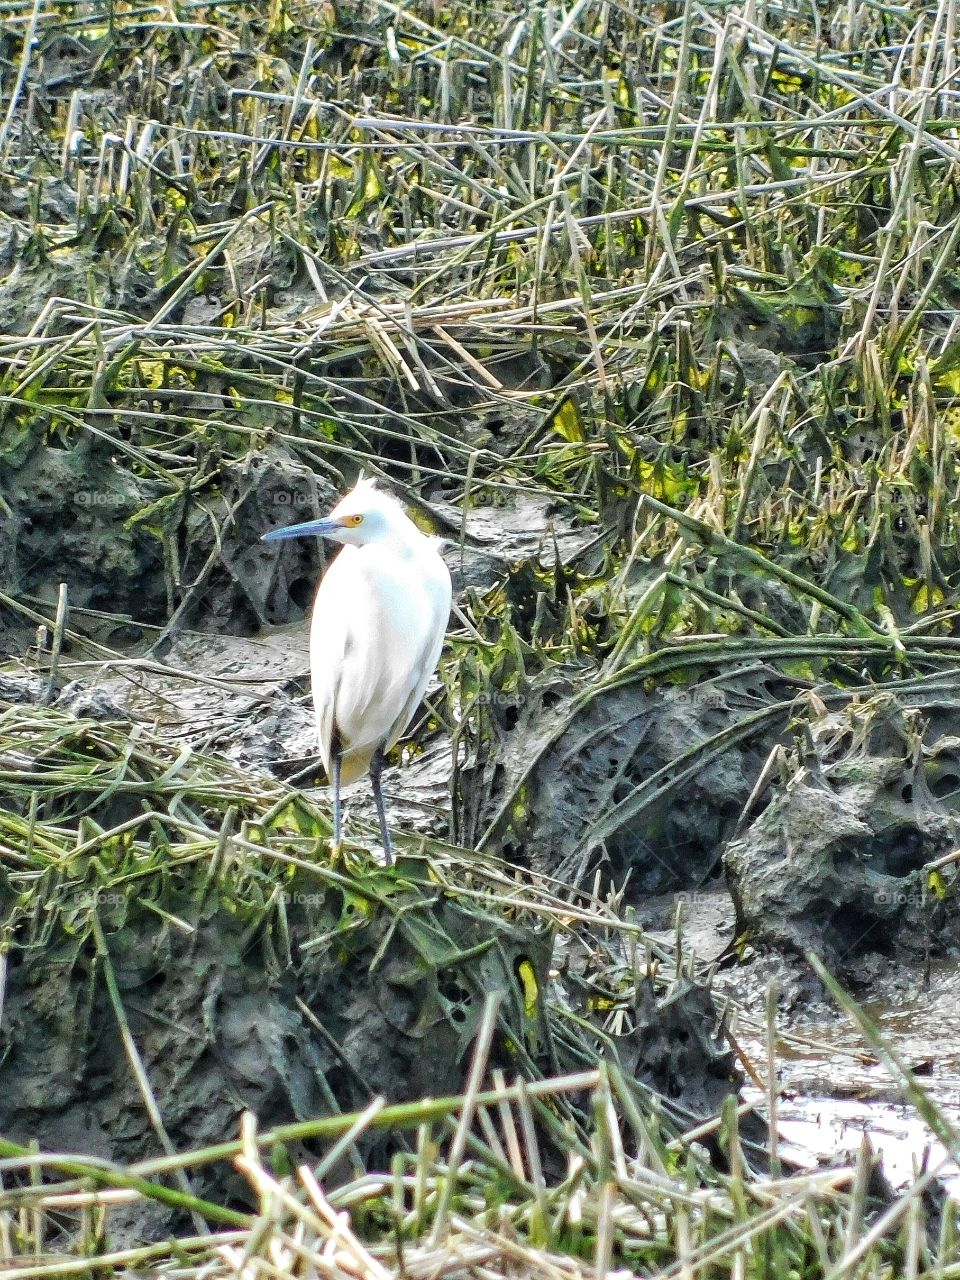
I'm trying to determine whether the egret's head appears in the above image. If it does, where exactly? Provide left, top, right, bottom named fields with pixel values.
left=261, top=478, right=412, bottom=548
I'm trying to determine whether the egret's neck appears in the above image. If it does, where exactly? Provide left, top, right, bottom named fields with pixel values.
left=365, top=517, right=429, bottom=557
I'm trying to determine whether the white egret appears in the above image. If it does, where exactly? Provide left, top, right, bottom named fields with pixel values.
left=262, top=478, right=451, bottom=864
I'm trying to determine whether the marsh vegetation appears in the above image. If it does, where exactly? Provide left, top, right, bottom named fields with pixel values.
left=1, top=0, right=960, bottom=1274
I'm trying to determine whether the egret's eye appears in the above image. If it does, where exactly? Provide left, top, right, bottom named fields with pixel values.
left=343, top=514, right=364, bottom=527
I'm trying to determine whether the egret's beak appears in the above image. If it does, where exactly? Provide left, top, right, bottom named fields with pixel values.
left=261, top=516, right=343, bottom=542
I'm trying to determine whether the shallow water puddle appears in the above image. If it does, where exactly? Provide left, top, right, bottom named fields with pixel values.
left=748, top=1092, right=960, bottom=1198
left=743, top=966, right=960, bottom=1198
left=644, top=889, right=960, bottom=1196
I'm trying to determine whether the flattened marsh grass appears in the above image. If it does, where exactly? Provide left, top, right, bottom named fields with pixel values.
left=2, top=0, right=960, bottom=1272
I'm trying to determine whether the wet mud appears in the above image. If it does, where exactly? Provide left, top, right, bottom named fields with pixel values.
left=0, top=877, right=554, bottom=1236
left=0, top=735, right=745, bottom=1239
left=0, top=440, right=330, bottom=637
left=468, top=668, right=797, bottom=893
left=2, top=471, right=960, bottom=1224
left=727, top=696, right=960, bottom=973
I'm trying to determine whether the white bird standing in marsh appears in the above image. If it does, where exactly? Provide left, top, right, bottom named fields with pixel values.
left=261, top=478, right=451, bottom=864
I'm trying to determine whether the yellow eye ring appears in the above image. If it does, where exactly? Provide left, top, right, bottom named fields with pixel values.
left=344, top=514, right=364, bottom=527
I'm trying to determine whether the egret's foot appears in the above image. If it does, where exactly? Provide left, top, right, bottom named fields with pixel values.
left=327, top=836, right=344, bottom=865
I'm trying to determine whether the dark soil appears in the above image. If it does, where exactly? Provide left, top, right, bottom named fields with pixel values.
left=0, top=901, right=748, bottom=1236
left=0, top=440, right=330, bottom=637
left=465, top=667, right=798, bottom=894
left=0, top=869, right=553, bottom=1235
left=726, top=696, right=960, bottom=975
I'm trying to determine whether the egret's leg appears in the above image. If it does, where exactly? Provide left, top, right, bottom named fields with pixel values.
left=370, top=746, right=393, bottom=865
left=331, top=729, right=343, bottom=857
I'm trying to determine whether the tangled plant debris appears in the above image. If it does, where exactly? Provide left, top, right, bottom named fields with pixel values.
left=0, top=704, right=765, bottom=1244
left=2, top=0, right=960, bottom=1272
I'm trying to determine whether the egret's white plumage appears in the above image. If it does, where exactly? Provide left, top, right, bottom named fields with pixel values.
left=262, top=478, right=451, bottom=862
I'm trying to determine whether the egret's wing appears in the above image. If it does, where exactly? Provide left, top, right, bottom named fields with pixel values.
left=309, top=548, right=361, bottom=778
left=383, top=577, right=451, bottom=751
left=310, top=545, right=415, bottom=779
left=310, top=542, right=450, bottom=782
